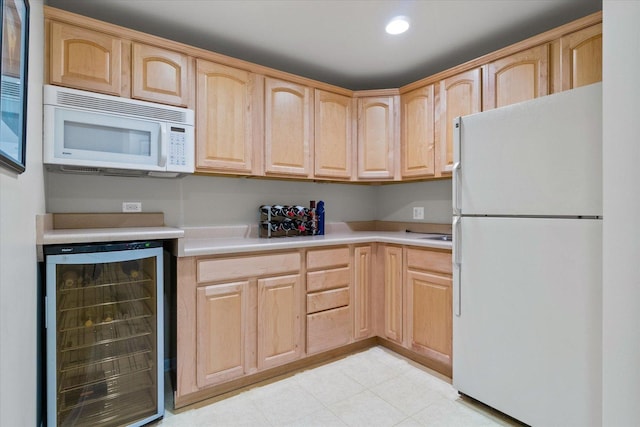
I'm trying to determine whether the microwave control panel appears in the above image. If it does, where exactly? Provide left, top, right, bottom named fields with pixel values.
left=169, top=127, right=188, bottom=167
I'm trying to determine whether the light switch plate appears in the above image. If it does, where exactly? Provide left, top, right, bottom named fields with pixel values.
left=413, top=207, right=424, bottom=220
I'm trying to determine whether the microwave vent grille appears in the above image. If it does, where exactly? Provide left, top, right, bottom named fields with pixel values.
left=1, top=78, right=21, bottom=100
left=56, top=92, right=187, bottom=123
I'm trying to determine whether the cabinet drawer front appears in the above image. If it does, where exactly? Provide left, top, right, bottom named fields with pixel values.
left=197, top=252, right=300, bottom=283
left=306, top=306, right=351, bottom=355
left=406, top=248, right=452, bottom=275
left=307, top=287, right=349, bottom=314
left=306, top=247, right=350, bottom=270
left=306, top=266, right=350, bottom=292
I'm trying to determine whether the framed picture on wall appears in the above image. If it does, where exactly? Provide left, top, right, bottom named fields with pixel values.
left=0, top=0, right=29, bottom=174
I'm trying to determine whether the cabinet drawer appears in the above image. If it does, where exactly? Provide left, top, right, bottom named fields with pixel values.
left=197, top=252, right=300, bottom=283
left=307, top=247, right=350, bottom=270
left=306, top=266, right=350, bottom=292
left=307, top=306, right=351, bottom=355
left=406, top=248, right=452, bottom=275
left=307, top=287, right=349, bottom=314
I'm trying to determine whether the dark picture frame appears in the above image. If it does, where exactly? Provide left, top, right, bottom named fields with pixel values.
left=0, top=0, right=29, bottom=174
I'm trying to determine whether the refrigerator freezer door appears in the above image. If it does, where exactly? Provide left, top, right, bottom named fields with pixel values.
left=452, top=216, right=602, bottom=426
left=454, top=83, right=602, bottom=217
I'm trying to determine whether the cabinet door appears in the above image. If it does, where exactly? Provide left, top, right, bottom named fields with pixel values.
left=196, top=281, right=249, bottom=388
left=401, top=85, right=435, bottom=178
left=483, top=44, right=549, bottom=111
left=196, top=60, right=258, bottom=174
left=264, top=78, right=312, bottom=177
left=314, top=90, right=353, bottom=179
left=357, top=96, right=397, bottom=180
left=132, top=42, right=190, bottom=107
left=383, top=246, right=403, bottom=343
left=49, top=21, right=122, bottom=95
left=406, top=270, right=452, bottom=367
left=560, top=24, right=602, bottom=91
left=436, top=68, right=481, bottom=175
left=354, top=246, right=372, bottom=339
left=257, top=274, right=302, bottom=370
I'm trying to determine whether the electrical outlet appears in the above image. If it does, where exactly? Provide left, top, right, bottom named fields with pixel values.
left=413, top=206, right=424, bottom=220
left=122, top=202, right=142, bottom=213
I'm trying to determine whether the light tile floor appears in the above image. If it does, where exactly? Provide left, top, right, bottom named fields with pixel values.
left=154, top=346, right=523, bottom=426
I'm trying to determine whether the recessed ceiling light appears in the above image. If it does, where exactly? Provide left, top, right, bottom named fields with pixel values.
left=386, top=16, right=410, bottom=35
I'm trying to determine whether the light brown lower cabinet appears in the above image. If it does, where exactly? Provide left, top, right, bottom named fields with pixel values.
left=405, top=271, right=452, bottom=365
left=196, top=280, right=249, bottom=388
left=378, top=245, right=453, bottom=373
left=353, top=245, right=373, bottom=339
left=305, top=247, right=353, bottom=355
left=382, top=245, right=404, bottom=343
left=404, top=247, right=453, bottom=370
left=177, top=244, right=452, bottom=407
left=257, top=274, right=303, bottom=370
left=176, top=251, right=303, bottom=404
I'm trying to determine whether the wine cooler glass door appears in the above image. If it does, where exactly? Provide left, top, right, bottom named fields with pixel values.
left=45, top=244, right=164, bottom=427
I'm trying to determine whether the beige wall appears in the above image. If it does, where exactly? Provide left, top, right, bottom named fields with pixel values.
left=377, top=180, right=452, bottom=224
left=46, top=173, right=452, bottom=226
left=0, top=0, right=46, bottom=425
left=602, top=1, right=640, bottom=424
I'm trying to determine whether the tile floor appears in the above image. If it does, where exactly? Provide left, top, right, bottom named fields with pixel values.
left=154, top=346, right=522, bottom=426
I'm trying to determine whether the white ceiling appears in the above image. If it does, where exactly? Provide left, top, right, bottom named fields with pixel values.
left=45, top=0, right=602, bottom=90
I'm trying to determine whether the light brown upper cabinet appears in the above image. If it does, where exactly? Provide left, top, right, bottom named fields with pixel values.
left=131, top=42, right=190, bottom=106
left=314, top=90, right=354, bottom=180
left=264, top=78, right=313, bottom=178
left=560, top=24, right=602, bottom=91
left=401, top=85, right=436, bottom=179
left=436, top=68, right=481, bottom=175
left=483, top=44, right=549, bottom=111
left=195, top=60, right=260, bottom=175
left=49, top=21, right=123, bottom=96
left=49, top=21, right=191, bottom=107
left=357, top=95, right=399, bottom=180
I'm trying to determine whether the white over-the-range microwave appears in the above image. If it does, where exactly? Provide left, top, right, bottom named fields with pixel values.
left=43, top=85, right=195, bottom=178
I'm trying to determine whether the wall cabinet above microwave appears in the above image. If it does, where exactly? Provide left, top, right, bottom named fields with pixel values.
left=47, top=21, right=194, bottom=108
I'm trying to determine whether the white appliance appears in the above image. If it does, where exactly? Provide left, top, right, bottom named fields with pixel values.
left=452, top=83, right=602, bottom=426
left=43, top=85, right=194, bottom=178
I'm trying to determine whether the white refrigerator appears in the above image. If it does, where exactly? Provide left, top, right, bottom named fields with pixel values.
left=452, top=83, right=602, bottom=426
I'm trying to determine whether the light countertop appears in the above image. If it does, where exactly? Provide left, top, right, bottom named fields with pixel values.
left=39, top=226, right=185, bottom=245
left=37, top=217, right=451, bottom=259
left=177, top=224, right=451, bottom=257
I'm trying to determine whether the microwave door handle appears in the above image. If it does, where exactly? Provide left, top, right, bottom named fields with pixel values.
left=159, top=123, right=168, bottom=167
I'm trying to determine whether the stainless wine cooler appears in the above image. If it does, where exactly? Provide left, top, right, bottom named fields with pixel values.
left=45, top=241, right=164, bottom=427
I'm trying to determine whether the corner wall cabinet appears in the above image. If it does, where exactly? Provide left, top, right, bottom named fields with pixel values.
left=356, top=95, right=399, bottom=180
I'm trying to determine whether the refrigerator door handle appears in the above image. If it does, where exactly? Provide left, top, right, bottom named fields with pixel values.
left=452, top=117, right=462, bottom=216
left=453, top=216, right=461, bottom=316
left=452, top=161, right=461, bottom=216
